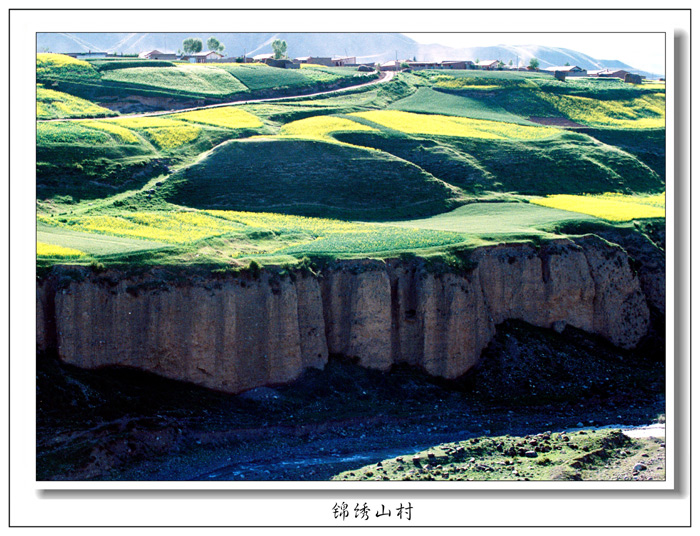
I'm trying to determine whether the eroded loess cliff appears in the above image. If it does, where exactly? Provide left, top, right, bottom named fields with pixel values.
left=36, top=235, right=658, bottom=393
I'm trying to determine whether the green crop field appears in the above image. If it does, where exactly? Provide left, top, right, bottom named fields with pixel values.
left=100, top=65, right=249, bottom=97
left=388, top=87, right=535, bottom=125
left=35, top=64, right=666, bottom=268
left=36, top=54, right=370, bottom=108
left=217, top=63, right=313, bottom=90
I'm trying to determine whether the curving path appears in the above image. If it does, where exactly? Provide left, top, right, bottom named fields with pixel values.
left=38, top=70, right=395, bottom=122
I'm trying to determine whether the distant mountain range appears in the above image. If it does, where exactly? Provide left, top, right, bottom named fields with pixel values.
left=36, top=32, right=661, bottom=79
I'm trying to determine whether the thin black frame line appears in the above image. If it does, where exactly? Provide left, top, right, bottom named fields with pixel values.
left=7, top=5, right=11, bottom=531
left=7, top=7, right=695, bottom=11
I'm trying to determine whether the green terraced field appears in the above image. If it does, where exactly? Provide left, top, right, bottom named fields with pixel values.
left=336, top=129, right=663, bottom=196
left=388, top=86, right=535, bottom=125
left=217, top=63, right=313, bottom=90
left=100, top=65, right=249, bottom=97
left=36, top=54, right=370, bottom=107
left=35, top=66, right=666, bottom=267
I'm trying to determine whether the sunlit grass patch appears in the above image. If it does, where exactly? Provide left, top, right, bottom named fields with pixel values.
left=106, top=117, right=188, bottom=129
left=208, top=210, right=465, bottom=256
left=277, top=227, right=465, bottom=256
left=37, top=242, right=86, bottom=258
left=431, top=75, right=501, bottom=91
left=39, top=211, right=243, bottom=244
left=36, top=53, right=100, bottom=80
left=530, top=193, right=665, bottom=221
left=539, top=93, right=665, bottom=128
left=36, top=86, right=116, bottom=119
left=36, top=122, right=114, bottom=145
left=280, top=116, right=376, bottom=140
left=206, top=210, right=367, bottom=235
left=351, top=110, right=558, bottom=140
left=105, top=116, right=201, bottom=149
left=141, top=125, right=201, bottom=149
left=100, top=65, right=247, bottom=96
left=39, top=208, right=466, bottom=258
left=79, top=120, right=141, bottom=144
left=171, top=107, right=263, bottom=129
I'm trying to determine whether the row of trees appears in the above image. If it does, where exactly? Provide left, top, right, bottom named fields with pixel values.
left=181, top=37, right=226, bottom=55
left=180, top=37, right=288, bottom=59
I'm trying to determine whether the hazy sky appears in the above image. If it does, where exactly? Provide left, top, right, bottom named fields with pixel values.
left=403, top=33, right=665, bottom=74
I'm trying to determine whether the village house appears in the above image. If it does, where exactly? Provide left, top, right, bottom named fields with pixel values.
left=440, top=60, right=475, bottom=70
left=475, top=60, right=499, bottom=70
left=544, top=65, right=588, bottom=76
left=379, top=60, right=405, bottom=71
left=405, top=61, right=441, bottom=70
left=589, top=68, right=630, bottom=79
left=331, top=56, right=356, bottom=67
left=252, top=53, right=275, bottom=62
left=292, top=56, right=334, bottom=66
left=183, top=50, right=225, bottom=63
left=138, top=49, right=178, bottom=61
left=262, top=58, right=299, bottom=69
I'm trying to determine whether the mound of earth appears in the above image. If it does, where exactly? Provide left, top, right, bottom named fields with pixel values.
left=161, top=138, right=463, bottom=221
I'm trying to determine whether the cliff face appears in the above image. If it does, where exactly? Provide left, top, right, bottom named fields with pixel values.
left=36, top=236, right=655, bottom=393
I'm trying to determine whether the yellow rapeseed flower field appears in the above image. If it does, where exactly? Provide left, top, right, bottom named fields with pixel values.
left=279, top=116, right=376, bottom=141
left=79, top=120, right=141, bottom=144
left=36, top=53, right=90, bottom=70
left=106, top=117, right=201, bottom=149
left=351, top=110, right=557, bottom=140
left=37, top=86, right=115, bottom=119
left=43, top=212, right=243, bottom=244
left=38, top=210, right=465, bottom=257
left=530, top=193, right=665, bottom=221
left=539, top=93, right=665, bottom=128
left=37, top=242, right=86, bottom=258
left=172, top=107, right=263, bottom=129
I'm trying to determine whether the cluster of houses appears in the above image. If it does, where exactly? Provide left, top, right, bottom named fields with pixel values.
left=62, top=49, right=647, bottom=81
left=378, top=59, right=642, bottom=81
left=65, top=49, right=228, bottom=63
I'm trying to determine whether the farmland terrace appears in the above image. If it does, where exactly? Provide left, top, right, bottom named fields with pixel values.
left=35, top=54, right=666, bottom=481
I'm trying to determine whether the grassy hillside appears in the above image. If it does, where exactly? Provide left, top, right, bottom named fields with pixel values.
left=161, top=138, right=464, bottom=221
left=35, top=69, right=666, bottom=267
left=36, top=108, right=268, bottom=202
left=36, top=54, right=376, bottom=109
left=37, top=85, right=117, bottom=119
left=336, top=129, right=663, bottom=196
left=388, top=86, right=535, bottom=125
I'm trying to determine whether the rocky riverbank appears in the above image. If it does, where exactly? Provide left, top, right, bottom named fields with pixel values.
left=37, top=319, right=664, bottom=481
